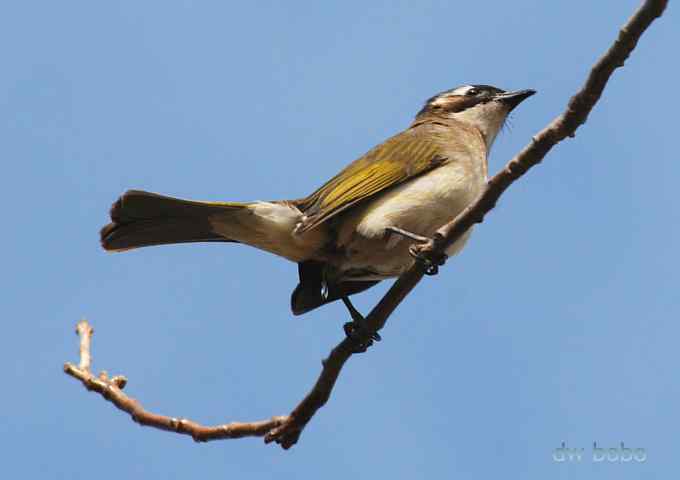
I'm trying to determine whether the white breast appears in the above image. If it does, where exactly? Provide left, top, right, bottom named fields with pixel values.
left=355, top=161, right=483, bottom=248
left=334, top=161, right=485, bottom=279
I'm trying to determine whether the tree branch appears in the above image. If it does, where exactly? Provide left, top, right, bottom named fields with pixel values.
left=65, top=0, right=667, bottom=449
left=64, top=319, right=288, bottom=441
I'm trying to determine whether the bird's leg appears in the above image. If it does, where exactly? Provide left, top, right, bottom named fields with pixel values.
left=385, top=226, right=430, bottom=243
left=386, top=227, right=447, bottom=276
left=341, top=296, right=381, bottom=353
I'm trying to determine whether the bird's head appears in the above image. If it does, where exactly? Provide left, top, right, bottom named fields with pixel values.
left=416, top=84, right=536, bottom=149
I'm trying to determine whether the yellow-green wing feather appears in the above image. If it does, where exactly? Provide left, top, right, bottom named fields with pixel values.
left=296, top=128, right=447, bottom=232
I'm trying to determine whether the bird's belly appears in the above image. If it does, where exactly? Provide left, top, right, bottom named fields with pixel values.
left=335, top=163, right=483, bottom=280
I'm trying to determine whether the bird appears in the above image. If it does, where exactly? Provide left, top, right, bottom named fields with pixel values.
left=101, top=84, right=534, bottom=346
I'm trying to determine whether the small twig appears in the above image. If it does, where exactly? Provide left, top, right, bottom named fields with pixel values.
left=75, top=319, right=93, bottom=371
left=65, top=0, right=667, bottom=450
left=64, top=319, right=287, bottom=441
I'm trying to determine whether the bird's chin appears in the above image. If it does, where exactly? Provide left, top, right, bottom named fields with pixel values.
left=500, top=114, right=514, bottom=135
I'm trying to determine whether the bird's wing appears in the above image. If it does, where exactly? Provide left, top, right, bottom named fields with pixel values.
left=295, top=127, right=448, bottom=233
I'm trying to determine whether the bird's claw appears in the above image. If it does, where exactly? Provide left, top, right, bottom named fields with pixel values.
left=343, top=321, right=381, bottom=353
left=409, top=245, right=447, bottom=275
left=341, top=296, right=381, bottom=353
left=388, top=227, right=447, bottom=275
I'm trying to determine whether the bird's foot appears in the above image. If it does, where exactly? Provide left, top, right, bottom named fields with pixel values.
left=406, top=233, right=447, bottom=276
left=386, top=226, right=447, bottom=275
left=387, top=227, right=448, bottom=275
left=410, top=246, right=447, bottom=275
left=341, top=297, right=381, bottom=353
left=343, top=322, right=381, bottom=353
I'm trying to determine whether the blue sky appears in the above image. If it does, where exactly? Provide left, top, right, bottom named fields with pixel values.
left=2, top=1, right=678, bottom=478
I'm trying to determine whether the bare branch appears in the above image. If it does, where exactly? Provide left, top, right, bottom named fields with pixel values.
left=65, top=0, right=667, bottom=449
left=264, top=0, right=669, bottom=448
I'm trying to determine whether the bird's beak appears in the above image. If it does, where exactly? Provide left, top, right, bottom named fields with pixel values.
left=496, top=89, right=536, bottom=110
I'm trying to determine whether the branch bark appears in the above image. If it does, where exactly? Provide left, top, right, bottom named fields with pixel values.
left=65, top=0, right=668, bottom=449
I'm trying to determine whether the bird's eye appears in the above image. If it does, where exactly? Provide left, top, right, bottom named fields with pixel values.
left=466, top=88, right=479, bottom=96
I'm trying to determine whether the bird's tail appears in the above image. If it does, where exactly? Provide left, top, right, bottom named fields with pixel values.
left=100, top=190, right=324, bottom=261
left=100, top=190, right=245, bottom=251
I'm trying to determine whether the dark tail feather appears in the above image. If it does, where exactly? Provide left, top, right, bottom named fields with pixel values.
left=100, top=190, right=242, bottom=251
left=291, top=260, right=379, bottom=315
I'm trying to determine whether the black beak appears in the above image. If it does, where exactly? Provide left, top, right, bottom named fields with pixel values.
left=496, top=89, right=536, bottom=110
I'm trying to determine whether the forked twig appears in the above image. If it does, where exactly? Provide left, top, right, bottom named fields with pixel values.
left=64, top=319, right=288, bottom=441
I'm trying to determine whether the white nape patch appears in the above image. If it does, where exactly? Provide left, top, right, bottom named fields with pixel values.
left=449, top=85, right=476, bottom=96
left=430, top=85, right=474, bottom=107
